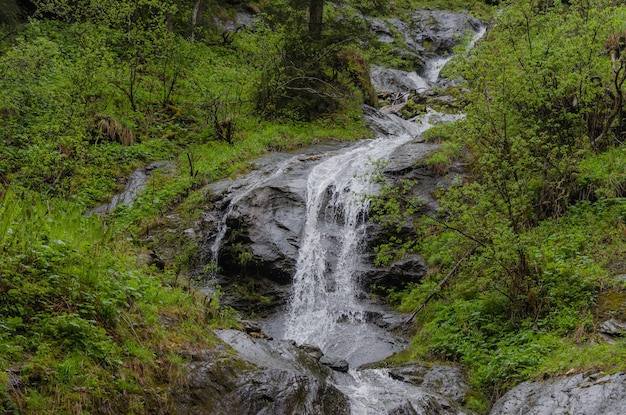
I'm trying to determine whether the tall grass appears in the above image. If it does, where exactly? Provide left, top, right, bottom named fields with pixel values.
left=0, top=186, right=233, bottom=413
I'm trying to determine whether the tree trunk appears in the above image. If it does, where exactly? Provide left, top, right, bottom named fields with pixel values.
left=190, top=0, right=203, bottom=42
left=308, top=0, right=323, bottom=39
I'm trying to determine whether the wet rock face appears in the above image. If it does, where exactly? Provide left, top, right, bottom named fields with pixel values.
left=362, top=138, right=454, bottom=294
left=369, top=11, right=482, bottom=76
left=170, top=330, right=351, bottom=415
left=361, top=254, right=428, bottom=293
left=219, top=182, right=307, bottom=284
left=203, top=152, right=439, bottom=311
left=409, top=11, right=482, bottom=57
left=489, top=372, right=626, bottom=415
left=171, top=357, right=349, bottom=415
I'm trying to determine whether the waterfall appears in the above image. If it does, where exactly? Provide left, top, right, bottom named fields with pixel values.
left=283, top=134, right=411, bottom=362
left=206, top=16, right=486, bottom=414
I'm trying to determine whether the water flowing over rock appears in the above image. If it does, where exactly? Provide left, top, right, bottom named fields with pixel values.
left=331, top=368, right=474, bottom=415
left=199, top=144, right=350, bottom=314
left=409, top=11, right=483, bottom=57
left=369, top=10, right=483, bottom=95
left=489, top=372, right=626, bottom=415
left=279, top=121, right=435, bottom=367
left=371, top=66, right=430, bottom=101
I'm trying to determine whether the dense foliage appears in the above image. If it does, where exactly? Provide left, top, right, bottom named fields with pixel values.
left=0, top=188, right=234, bottom=413
left=372, top=0, right=626, bottom=411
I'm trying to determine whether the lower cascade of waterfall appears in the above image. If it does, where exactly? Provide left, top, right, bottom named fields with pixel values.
left=277, top=110, right=462, bottom=368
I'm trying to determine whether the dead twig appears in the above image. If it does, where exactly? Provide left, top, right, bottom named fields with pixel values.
left=404, top=244, right=479, bottom=325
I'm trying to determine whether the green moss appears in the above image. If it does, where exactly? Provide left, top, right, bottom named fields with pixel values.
left=595, top=290, right=626, bottom=321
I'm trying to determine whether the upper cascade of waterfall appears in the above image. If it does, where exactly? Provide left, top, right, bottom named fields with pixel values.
left=370, top=23, right=487, bottom=104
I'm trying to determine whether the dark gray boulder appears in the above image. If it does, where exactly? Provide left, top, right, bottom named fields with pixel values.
left=600, top=318, right=626, bottom=336
left=298, top=343, right=324, bottom=360
left=361, top=254, right=428, bottom=294
left=371, top=66, right=430, bottom=99
left=169, top=330, right=350, bottom=415
left=489, top=372, right=626, bottom=415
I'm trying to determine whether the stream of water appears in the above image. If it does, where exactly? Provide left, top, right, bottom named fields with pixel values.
left=281, top=110, right=460, bottom=368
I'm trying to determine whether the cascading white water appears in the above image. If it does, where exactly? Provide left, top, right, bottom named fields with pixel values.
left=370, top=66, right=429, bottom=99
left=425, top=55, right=454, bottom=82
left=424, top=26, right=487, bottom=83
left=282, top=110, right=461, bottom=368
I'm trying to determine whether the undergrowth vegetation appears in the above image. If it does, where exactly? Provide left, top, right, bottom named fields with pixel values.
left=0, top=188, right=237, bottom=413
